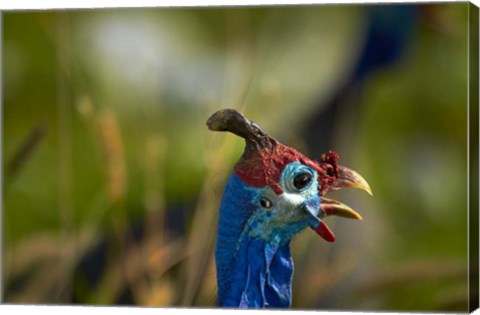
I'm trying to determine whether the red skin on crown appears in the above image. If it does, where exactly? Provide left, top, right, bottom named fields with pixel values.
left=234, top=142, right=340, bottom=196
left=233, top=144, right=341, bottom=242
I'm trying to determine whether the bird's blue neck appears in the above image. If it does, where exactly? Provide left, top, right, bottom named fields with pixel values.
left=223, top=237, right=293, bottom=308
left=215, top=174, right=295, bottom=308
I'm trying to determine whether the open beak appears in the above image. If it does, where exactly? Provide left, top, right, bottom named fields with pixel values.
left=320, top=197, right=363, bottom=220
left=306, top=165, right=372, bottom=242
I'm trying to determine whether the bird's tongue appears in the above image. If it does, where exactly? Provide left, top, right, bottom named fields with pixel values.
left=303, top=165, right=372, bottom=243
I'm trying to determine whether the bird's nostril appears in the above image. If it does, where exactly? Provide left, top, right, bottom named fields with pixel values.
left=325, top=165, right=335, bottom=177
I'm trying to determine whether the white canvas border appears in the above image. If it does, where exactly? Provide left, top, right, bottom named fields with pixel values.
left=0, top=1, right=478, bottom=315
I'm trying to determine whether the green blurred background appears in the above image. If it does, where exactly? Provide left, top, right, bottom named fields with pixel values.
left=2, top=3, right=472, bottom=311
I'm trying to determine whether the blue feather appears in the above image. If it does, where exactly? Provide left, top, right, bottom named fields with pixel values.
left=215, top=173, right=258, bottom=306
left=215, top=163, right=322, bottom=308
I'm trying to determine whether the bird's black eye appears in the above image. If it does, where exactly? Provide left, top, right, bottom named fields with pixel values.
left=260, top=197, right=273, bottom=209
left=293, top=172, right=312, bottom=190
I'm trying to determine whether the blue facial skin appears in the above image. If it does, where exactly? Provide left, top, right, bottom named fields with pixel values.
left=215, top=162, right=321, bottom=308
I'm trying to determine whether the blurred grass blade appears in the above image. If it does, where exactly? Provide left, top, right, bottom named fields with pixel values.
left=6, top=123, right=48, bottom=182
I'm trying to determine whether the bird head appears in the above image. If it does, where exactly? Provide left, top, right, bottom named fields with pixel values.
left=208, top=109, right=372, bottom=307
left=207, top=108, right=372, bottom=244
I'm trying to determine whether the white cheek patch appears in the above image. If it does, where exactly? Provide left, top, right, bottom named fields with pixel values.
left=261, top=187, right=306, bottom=211
left=277, top=192, right=305, bottom=210
left=250, top=186, right=312, bottom=240
left=260, top=187, right=306, bottom=222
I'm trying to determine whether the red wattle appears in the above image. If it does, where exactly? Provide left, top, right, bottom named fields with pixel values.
left=314, top=221, right=336, bottom=242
